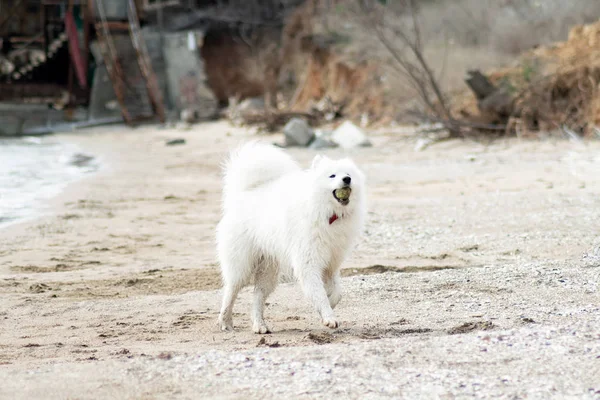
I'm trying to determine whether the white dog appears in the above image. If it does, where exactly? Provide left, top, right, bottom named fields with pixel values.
left=216, top=142, right=366, bottom=333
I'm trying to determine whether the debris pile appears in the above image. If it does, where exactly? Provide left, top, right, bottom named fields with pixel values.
left=453, top=20, right=600, bottom=137
left=288, top=35, right=388, bottom=126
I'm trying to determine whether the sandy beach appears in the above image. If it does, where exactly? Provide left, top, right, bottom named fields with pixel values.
left=1, top=121, right=599, bottom=399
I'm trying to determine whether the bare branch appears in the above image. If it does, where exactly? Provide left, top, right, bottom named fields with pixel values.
left=355, top=0, right=459, bottom=134
left=353, top=0, right=461, bottom=135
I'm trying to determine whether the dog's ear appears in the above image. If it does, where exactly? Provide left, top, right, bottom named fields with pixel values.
left=311, top=155, right=329, bottom=169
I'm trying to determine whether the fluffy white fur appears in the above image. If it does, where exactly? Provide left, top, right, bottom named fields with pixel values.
left=216, top=141, right=366, bottom=333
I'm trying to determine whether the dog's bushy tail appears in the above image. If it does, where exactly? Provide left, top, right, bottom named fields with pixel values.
left=222, top=141, right=299, bottom=209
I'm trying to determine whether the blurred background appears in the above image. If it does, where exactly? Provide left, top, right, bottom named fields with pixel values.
left=1, top=0, right=600, bottom=137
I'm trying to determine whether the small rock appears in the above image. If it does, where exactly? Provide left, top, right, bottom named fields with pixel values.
left=68, top=153, right=95, bottom=167
left=360, top=113, right=370, bottom=127
left=29, top=283, right=50, bottom=293
left=309, top=137, right=338, bottom=149
left=157, top=352, right=173, bottom=360
left=238, top=97, right=265, bottom=111
left=22, top=136, right=42, bottom=145
left=414, top=138, right=433, bottom=152
left=180, top=108, right=197, bottom=123
left=313, top=129, right=338, bottom=148
left=325, top=112, right=336, bottom=121
left=104, top=100, right=119, bottom=111
left=307, top=332, right=334, bottom=344
left=331, top=121, right=372, bottom=149
left=284, top=118, right=314, bottom=147
left=448, top=321, right=495, bottom=335
left=582, top=245, right=600, bottom=267
left=176, top=122, right=192, bottom=131
left=314, top=129, right=333, bottom=139
left=166, top=138, right=186, bottom=146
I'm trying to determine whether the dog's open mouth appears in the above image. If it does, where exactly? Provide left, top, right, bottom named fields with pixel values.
left=333, top=187, right=351, bottom=205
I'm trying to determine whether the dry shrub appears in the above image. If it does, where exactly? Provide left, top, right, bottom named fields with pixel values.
left=203, top=0, right=600, bottom=132
left=511, top=22, right=600, bottom=136
left=453, top=20, right=600, bottom=137
left=311, top=0, right=600, bottom=126
left=513, top=67, right=600, bottom=135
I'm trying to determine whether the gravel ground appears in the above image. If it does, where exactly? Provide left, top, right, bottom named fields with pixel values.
left=0, top=122, right=599, bottom=399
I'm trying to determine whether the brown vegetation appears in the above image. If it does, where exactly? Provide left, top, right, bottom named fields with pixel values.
left=289, top=35, right=388, bottom=123
left=202, top=0, right=600, bottom=136
left=201, top=0, right=389, bottom=127
left=453, top=20, right=600, bottom=137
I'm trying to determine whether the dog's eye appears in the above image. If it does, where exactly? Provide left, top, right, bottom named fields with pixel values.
left=329, top=174, right=336, bottom=178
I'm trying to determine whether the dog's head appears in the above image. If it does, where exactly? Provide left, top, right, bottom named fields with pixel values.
left=310, top=154, right=365, bottom=209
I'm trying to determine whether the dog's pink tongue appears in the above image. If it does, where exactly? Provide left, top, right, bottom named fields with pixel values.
left=329, top=214, right=338, bottom=225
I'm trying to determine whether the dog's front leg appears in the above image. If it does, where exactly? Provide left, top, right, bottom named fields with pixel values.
left=325, top=270, right=342, bottom=309
left=297, top=267, right=339, bottom=329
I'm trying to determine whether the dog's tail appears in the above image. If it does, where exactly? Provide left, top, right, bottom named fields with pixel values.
left=222, top=141, right=299, bottom=206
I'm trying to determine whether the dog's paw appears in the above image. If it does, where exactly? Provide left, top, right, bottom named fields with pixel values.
left=252, top=323, right=272, bottom=334
left=218, top=315, right=234, bottom=332
left=322, top=317, right=339, bottom=329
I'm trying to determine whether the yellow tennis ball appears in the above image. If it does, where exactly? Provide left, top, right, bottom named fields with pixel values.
left=334, top=187, right=351, bottom=200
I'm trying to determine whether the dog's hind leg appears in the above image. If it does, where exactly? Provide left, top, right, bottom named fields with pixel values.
left=218, top=280, right=243, bottom=331
left=251, top=258, right=278, bottom=334
left=217, top=239, right=253, bottom=331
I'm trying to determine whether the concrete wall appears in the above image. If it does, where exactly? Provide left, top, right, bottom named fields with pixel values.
left=0, top=105, right=81, bottom=136
left=162, top=31, right=218, bottom=120
left=88, top=42, right=123, bottom=123
left=141, top=28, right=172, bottom=113
left=88, top=29, right=217, bottom=123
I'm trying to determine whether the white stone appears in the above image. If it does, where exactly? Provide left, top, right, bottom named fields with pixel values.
left=331, top=121, right=372, bottom=149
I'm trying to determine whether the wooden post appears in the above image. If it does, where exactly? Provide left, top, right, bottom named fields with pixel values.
left=83, top=0, right=92, bottom=102
left=464, top=69, right=514, bottom=119
left=67, top=0, right=75, bottom=113
left=127, top=0, right=166, bottom=123
left=465, top=70, right=497, bottom=100
left=42, top=4, right=48, bottom=82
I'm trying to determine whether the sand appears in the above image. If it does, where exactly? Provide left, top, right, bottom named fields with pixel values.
left=1, top=121, right=599, bottom=399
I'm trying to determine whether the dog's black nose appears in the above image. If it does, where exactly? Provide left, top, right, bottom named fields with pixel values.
left=343, top=176, right=351, bottom=185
